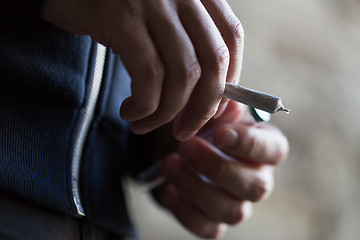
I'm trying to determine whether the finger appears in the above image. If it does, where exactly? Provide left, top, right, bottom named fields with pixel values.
left=173, top=1, right=230, bottom=141
left=178, top=137, right=275, bottom=202
left=130, top=3, right=201, bottom=134
left=162, top=154, right=251, bottom=225
left=201, top=101, right=246, bottom=135
left=213, top=123, right=289, bottom=165
left=200, top=0, right=245, bottom=117
left=159, top=184, right=228, bottom=239
left=118, top=18, right=164, bottom=125
left=201, top=0, right=244, bottom=85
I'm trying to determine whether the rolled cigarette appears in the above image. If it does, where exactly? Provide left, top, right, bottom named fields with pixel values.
left=224, top=83, right=289, bottom=114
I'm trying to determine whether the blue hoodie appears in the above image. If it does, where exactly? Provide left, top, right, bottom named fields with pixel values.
left=0, top=3, right=149, bottom=238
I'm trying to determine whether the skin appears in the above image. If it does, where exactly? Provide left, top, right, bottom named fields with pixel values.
left=155, top=101, right=289, bottom=239
left=41, top=1, right=288, bottom=238
left=41, top=0, right=245, bottom=141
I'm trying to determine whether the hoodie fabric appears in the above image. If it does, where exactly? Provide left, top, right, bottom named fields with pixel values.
left=0, top=4, right=147, bottom=238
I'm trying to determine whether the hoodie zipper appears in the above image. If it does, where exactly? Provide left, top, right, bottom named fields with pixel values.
left=71, top=43, right=106, bottom=216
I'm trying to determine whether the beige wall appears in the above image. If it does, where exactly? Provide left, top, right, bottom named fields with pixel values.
left=125, top=1, right=360, bottom=239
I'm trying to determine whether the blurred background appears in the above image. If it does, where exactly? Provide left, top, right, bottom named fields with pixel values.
left=124, top=0, right=360, bottom=239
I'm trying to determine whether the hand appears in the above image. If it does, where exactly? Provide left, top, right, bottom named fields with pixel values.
left=155, top=101, right=289, bottom=238
left=41, top=0, right=245, bottom=141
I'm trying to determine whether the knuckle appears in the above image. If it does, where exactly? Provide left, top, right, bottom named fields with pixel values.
left=208, top=45, right=230, bottom=73
left=214, top=45, right=230, bottom=71
left=174, top=60, right=202, bottom=88
left=185, top=60, right=202, bottom=85
left=227, top=17, right=245, bottom=46
left=142, top=61, right=165, bottom=85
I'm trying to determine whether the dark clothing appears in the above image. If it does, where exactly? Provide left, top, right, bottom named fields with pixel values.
left=0, top=5, right=148, bottom=239
left=0, top=194, right=125, bottom=240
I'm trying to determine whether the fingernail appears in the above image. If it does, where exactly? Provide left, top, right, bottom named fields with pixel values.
left=242, top=201, right=253, bottom=222
left=216, top=224, right=228, bottom=239
left=217, top=127, right=238, bottom=148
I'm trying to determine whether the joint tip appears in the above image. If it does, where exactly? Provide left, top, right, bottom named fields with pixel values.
left=279, top=107, right=290, bottom=113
